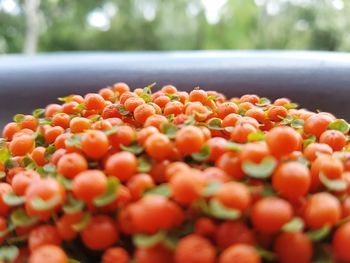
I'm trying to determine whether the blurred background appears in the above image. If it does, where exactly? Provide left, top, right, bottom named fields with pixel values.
left=0, top=0, right=349, bottom=54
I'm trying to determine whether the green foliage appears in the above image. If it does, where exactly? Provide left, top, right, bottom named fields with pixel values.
left=1, top=0, right=350, bottom=53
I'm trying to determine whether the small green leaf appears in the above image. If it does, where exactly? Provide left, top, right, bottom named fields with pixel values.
left=281, top=115, right=294, bottom=125
left=256, top=247, right=276, bottom=261
left=0, top=148, right=11, bottom=164
left=3, top=192, right=25, bottom=206
left=0, top=172, right=5, bottom=179
left=117, top=105, right=129, bottom=116
left=297, top=157, right=310, bottom=167
left=247, top=131, right=265, bottom=142
left=283, top=103, right=299, bottom=109
left=13, top=114, right=25, bottom=124
left=202, top=181, right=222, bottom=197
left=120, top=142, right=144, bottom=155
left=10, top=208, right=38, bottom=227
left=184, top=115, right=196, bottom=126
left=191, top=145, right=211, bottom=161
left=139, top=94, right=151, bottom=103
left=104, top=125, right=120, bottom=136
left=282, top=217, right=304, bottom=232
left=43, top=163, right=57, bottom=174
left=193, top=110, right=210, bottom=120
left=0, top=246, right=19, bottom=262
left=94, top=177, right=120, bottom=207
left=303, top=135, right=316, bottom=149
left=58, top=96, right=72, bottom=102
left=57, top=175, right=72, bottom=190
left=72, top=212, right=91, bottom=232
left=256, top=97, right=271, bottom=106
left=68, top=259, right=81, bottom=263
left=161, top=123, right=177, bottom=139
left=65, top=134, right=82, bottom=148
left=75, top=104, right=86, bottom=111
left=44, top=144, right=56, bottom=161
left=319, top=172, right=347, bottom=191
left=207, top=95, right=217, bottom=101
left=144, top=184, right=171, bottom=197
left=224, top=126, right=234, bottom=132
left=133, top=231, right=165, bottom=248
left=306, top=225, right=330, bottom=241
left=207, top=118, right=223, bottom=130
left=63, top=195, right=84, bottom=214
left=163, top=235, right=178, bottom=250
left=38, top=118, right=53, bottom=125
left=328, top=119, right=350, bottom=134
left=168, top=94, right=179, bottom=101
left=291, top=118, right=304, bottom=129
left=226, top=142, right=243, bottom=152
left=21, top=156, right=37, bottom=169
left=243, top=156, right=277, bottom=179
left=32, top=108, right=45, bottom=118
left=32, top=131, right=46, bottom=147
left=138, top=156, right=152, bottom=173
left=209, top=199, right=241, bottom=220
left=30, top=194, right=61, bottom=211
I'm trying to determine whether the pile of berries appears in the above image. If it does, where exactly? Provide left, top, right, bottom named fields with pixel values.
left=1, top=82, right=350, bottom=263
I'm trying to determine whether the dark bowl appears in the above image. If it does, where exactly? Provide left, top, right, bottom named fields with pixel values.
left=1, top=51, right=350, bottom=129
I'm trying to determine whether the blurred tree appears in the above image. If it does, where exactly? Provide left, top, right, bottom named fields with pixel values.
left=0, top=0, right=349, bottom=53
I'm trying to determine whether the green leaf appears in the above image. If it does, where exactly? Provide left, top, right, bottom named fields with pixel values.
left=282, top=217, right=304, bottom=232
left=39, top=117, right=53, bottom=125
left=319, top=172, right=347, bottom=191
left=63, top=195, right=84, bottom=214
left=120, top=142, right=144, bottom=155
left=202, top=181, right=222, bottom=197
left=138, top=156, right=152, bottom=173
left=117, top=105, right=130, bottom=116
left=93, top=177, right=120, bottom=207
left=243, top=156, right=277, bottom=179
left=65, top=134, right=82, bottom=148
left=0, top=246, right=19, bottom=262
left=3, top=192, right=25, bottom=206
left=191, top=145, right=211, bottom=161
left=10, top=208, right=38, bottom=227
left=256, top=247, right=276, bottom=261
left=224, top=126, right=234, bottom=132
left=58, top=96, right=72, bottom=102
left=0, top=172, right=5, bottom=179
left=184, top=115, right=196, bottom=126
left=303, top=135, right=316, bottom=149
left=32, top=108, right=45, bottom=118
left=209, top=199, right=241, bottom=220
left=32, top=131, right=46, bottom=147
left=328, top=119, right=350, bottom=134
left=104, top=125, right=120, bottom=136
left=281, top=115, right=294, bottom=125
left=30, top=194, right=61, bottom=211
left=256, top=97, right=271, bottom=107
left=76, top=104, right=86, bottom=111
left=68, top=259, right=81, bottom=263
left=72, top=212, right=91, bottom=232
left=307, top=225, right=330, bottom=241
left=161, top=123, right=177, bottom=139
left=168, top=94, right=179, bottom=101
left=21, top=156, right=37, bottom=169
left=291, top=118, right=304, bottom=129
left=226, top=142, right=243, bottom=151
left=207, top=95, right=217, bottom=101
left=57, top=175, right=72, bottom=190
left=283, top=103, right=299, bottom=109
left=247, top=131, right=265, bottom=142
left=43, top=163, right=57, bottom=174
left=207, top=118, right=223, bottom=130
left=45, top=144, right=56, bottom=161
left=0, top=148, right=11, bottom=164
left=193, top=110, right=210, bottom=120
left=133, top=231, right=165, bottom=248
left=13, top=114, right=25, bottom=124
left=144, top=184, right=171, bottom=197
left=139, top=94, right=151, bottom=103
